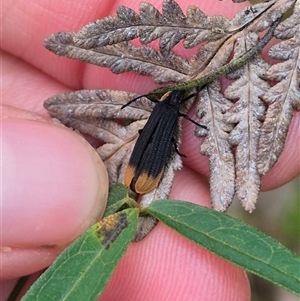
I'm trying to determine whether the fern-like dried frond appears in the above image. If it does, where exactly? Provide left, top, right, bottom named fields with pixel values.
left=257, top=5, right=300, bottom=174
left=195, top=82, right=235, bottom=212
left=44, top=0, right=295, bottom=87
left=44, top=33, right=191, bottom=84
left=224, top=33, right=271, bottom=212
left=73, top=0, right=230, bottom=51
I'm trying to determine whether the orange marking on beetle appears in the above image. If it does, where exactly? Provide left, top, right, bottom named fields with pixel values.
left=134, top=170, right=164, bottom=194
left=124, top=165, right=136, bottom=188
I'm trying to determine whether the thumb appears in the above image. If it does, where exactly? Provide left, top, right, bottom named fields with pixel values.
left=1, top=105, right=108, bottom=279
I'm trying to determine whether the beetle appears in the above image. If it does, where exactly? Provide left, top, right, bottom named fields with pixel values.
left=123, top=90, right=206, bottom=194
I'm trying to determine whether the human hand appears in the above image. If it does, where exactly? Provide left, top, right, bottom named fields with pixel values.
left=2, top=0, right=299, bottom=300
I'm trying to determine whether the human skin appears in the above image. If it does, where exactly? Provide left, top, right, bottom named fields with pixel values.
left=1, top=0, right=299, bottom=300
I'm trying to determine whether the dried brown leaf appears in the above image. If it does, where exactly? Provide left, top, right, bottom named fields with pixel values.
left=182, top=5, right=230, bottom=48
left=44, top=34, right=190, bottom=84
left=72, top=0, right=229, bottom=52
left=195, top=82, right=235, bottom=212
left=44, top=90, right=153, bottom=120
left=44, top=0, right=293, bottom=87
left=224, top=33, right=271, bottom=212
left=257, top=5, right=300, bottom=174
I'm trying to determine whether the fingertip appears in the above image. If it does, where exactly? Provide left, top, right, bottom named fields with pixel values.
left=2, top=110, right=108, bottom=278
left=101, top=222, right=250, bottom=301
left=3, top=115, right=108, bottom=246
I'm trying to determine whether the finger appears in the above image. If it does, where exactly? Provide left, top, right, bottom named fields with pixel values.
left=1, top=51, right=69, bottom=115
left=99, top=167, right=250, bottom=301
left=1, top=106, right=108, bottom=279
left=2, top=0, right=146, bottom=90
left=2, top=0, right=115, bottom=88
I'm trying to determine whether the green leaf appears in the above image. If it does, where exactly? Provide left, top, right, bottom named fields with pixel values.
left=103, top=183, right=137, bottom=217
left=21, top=209, right=138, bottom=301
left=146, top=199, right=300, bottom=295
